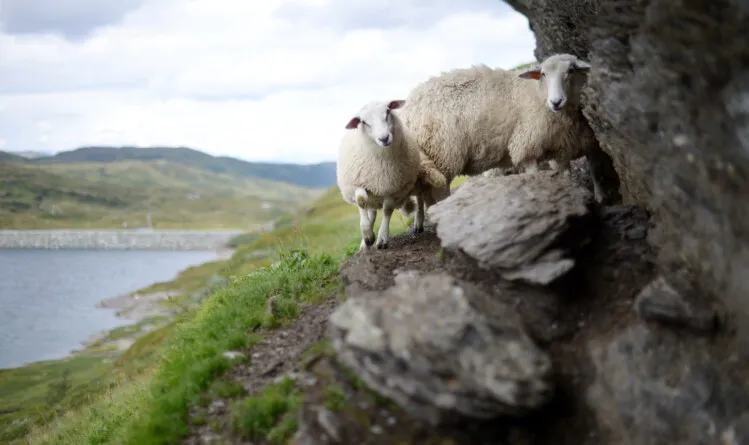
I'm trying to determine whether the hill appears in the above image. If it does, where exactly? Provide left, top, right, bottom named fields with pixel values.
left=0, top=151, right=26, bottom=163
left=0, top=162, right=323, bottom=230
left=31, top=146, right=337, bottom=189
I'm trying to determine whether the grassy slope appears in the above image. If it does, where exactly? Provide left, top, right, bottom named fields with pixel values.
left=0, top=161, right=323, bottom=230
left=31, top=146, right=337, bottom=189
left=12, top=173, right=456, bottom=444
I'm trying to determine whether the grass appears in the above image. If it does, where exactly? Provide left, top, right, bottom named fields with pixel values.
left=230, top=377, right=301, bottom=443
left=0, top=160, right=323, bottom=230
left=12, top=176, right=469, bottom=445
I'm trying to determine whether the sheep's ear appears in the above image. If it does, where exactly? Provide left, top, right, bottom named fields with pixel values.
left=573, top=59, right=591, bottom=72
left=387, top=100, right=405, bottom=110
left=518, top=68, right=542, bottom=80
left=345, top=117, right=361, bottom=129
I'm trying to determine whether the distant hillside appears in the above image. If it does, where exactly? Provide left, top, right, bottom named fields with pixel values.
left=0, top=151, right=26, bottom=163
left=15, top=150, right=53, bottom=159
left=35, top=160, right=315, bottom=203
left=0, top=162, right=324, bottom=230
left=32, top=146, right=337, bottom=189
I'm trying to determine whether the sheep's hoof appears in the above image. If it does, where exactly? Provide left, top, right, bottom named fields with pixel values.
left=364, top=235, right=375, bottom=247
left=375, top=240, right=389, bottom=250
left=407, top=224, right=424, bottom=235
left=414, top=225, right=424, bottom=234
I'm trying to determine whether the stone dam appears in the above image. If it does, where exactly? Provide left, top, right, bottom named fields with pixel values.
left=0, top=230, right=245, bottom=250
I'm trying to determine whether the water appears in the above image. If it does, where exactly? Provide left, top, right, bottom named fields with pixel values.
left=0, top=249, right=218, bottom=369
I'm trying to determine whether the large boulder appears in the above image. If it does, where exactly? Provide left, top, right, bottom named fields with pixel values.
left=330, top=271, right=554, bottom=425
left=428, top=172, right=595, bottom=285
left=502, top=0, right=749, bottom=346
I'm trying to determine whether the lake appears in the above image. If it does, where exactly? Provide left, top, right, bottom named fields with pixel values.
left=0, top=249, right=218, bottom=370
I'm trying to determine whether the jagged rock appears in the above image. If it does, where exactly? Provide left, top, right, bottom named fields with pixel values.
left=635, top=275, right=724, bottom=334
left=587, top=324, right=749, bottom=445
left=428, top=171, right=595, bottom=285
left=503, top=0, right=749, bottom=349
left=329, top=271, right=554, bottom=425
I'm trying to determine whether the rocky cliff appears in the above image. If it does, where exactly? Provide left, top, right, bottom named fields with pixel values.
left=186, top=1, right=749, bottom=443
left=290, top=0, right=749, bottom=443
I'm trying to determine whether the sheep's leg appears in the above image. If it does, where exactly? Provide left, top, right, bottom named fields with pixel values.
left=367, top=208, right=377, bottom=225
left=358, top=206, right=375, bottom=251
left=375, top=197, right=395, bottom=249
left=414, top=194, right=425, bottom=234
left=354, top=187, right=368, bottom=208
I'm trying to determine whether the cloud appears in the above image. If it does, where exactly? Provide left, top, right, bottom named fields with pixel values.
left=0, top=0, right=536, bottom=164
left=0, top=0, right=145, bottom=40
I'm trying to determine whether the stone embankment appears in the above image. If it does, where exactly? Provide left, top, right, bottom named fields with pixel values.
left=0, top=230, right=244, bottom=250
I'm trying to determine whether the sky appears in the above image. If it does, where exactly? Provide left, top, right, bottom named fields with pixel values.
left=0, top=0, right=536, bottom=164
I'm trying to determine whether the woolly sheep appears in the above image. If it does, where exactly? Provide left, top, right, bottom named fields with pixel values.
left=336, top=99, right=428, bottom=251
left=400, top=53, right=597, bottom=199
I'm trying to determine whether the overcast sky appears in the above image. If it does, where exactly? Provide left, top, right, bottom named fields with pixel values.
left=0, top=0, right=535, bottom=164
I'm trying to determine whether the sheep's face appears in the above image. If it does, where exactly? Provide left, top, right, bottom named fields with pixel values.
left=518, top=54, right=591, bottom=113
left=345, top=100, right=405, bottom=148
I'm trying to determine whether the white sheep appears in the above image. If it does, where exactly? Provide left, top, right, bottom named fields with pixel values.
left=336, top=99, right=426, bottom=251
left=400, top=53, right=598, bottom=200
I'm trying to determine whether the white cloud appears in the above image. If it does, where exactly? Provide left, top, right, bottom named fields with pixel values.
left=0, top=0, right=535, bottom=164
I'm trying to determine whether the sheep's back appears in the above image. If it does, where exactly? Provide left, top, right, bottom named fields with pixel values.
left=400, top=65, right=522, bottom=179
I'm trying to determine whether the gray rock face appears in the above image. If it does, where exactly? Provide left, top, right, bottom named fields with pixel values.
left=428, top=171, right=595, bottom=285
left=329, top=271, right=554, bottom=425
left=502, top=0, right=749, bottom=347
left=587, top=324, right=749, bottom=445
left=635, top=275, right=724, bottom=334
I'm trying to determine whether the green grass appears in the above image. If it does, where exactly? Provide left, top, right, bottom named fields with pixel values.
left=230, top=377, right=301, bottom=443
left=0, top=160, right=323, bottom=229
left=323, top=385, right=347, bottom=412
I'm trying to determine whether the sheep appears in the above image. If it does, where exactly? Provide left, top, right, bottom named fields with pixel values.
left=336, top=99, right=429, bottom=251
left=411, top=150, right=448, bottom=233
left=399, top=53, right=598, bottom=200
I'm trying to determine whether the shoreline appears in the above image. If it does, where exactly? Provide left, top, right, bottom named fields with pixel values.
left=3, top=246, right=236, bottom=369
left=78, top=246, right=236, bottom=354
left=0, top=229, right=244, bottom=250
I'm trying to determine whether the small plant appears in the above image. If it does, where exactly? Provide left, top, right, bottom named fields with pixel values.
left=323, top=385, right=347, bottom=412
left=231, top=377, right=301, bottom=442
left=210, top=380, right=247, bottom=399
left=436, top=247, right=445, bottom=261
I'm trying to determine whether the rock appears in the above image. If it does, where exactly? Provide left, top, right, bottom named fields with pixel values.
left=503, top=0, right=749, bottom=349
left=587, top=324, right=749, bottom=445
left=635, top=276, right=724, bottom=334
left=314, top=406, right=343, bottom=443
left=428, top=171, right=595, bottom=285
left=722, top=412, right=749, bottom=445
left=329, top=271, right=554, bottom=425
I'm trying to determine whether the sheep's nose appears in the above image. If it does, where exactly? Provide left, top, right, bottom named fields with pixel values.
left=379, top=135, right=390, bottom=145
left=550, top=99, right=563, bottom=109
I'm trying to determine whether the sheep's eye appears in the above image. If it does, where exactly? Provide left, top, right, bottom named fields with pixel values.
left=541, top=72, right=546, bottom=77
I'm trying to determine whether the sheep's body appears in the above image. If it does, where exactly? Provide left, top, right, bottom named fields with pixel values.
left=400, top=53, right=597, bottom=196
left=336, top=100, right=421, bottom=251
